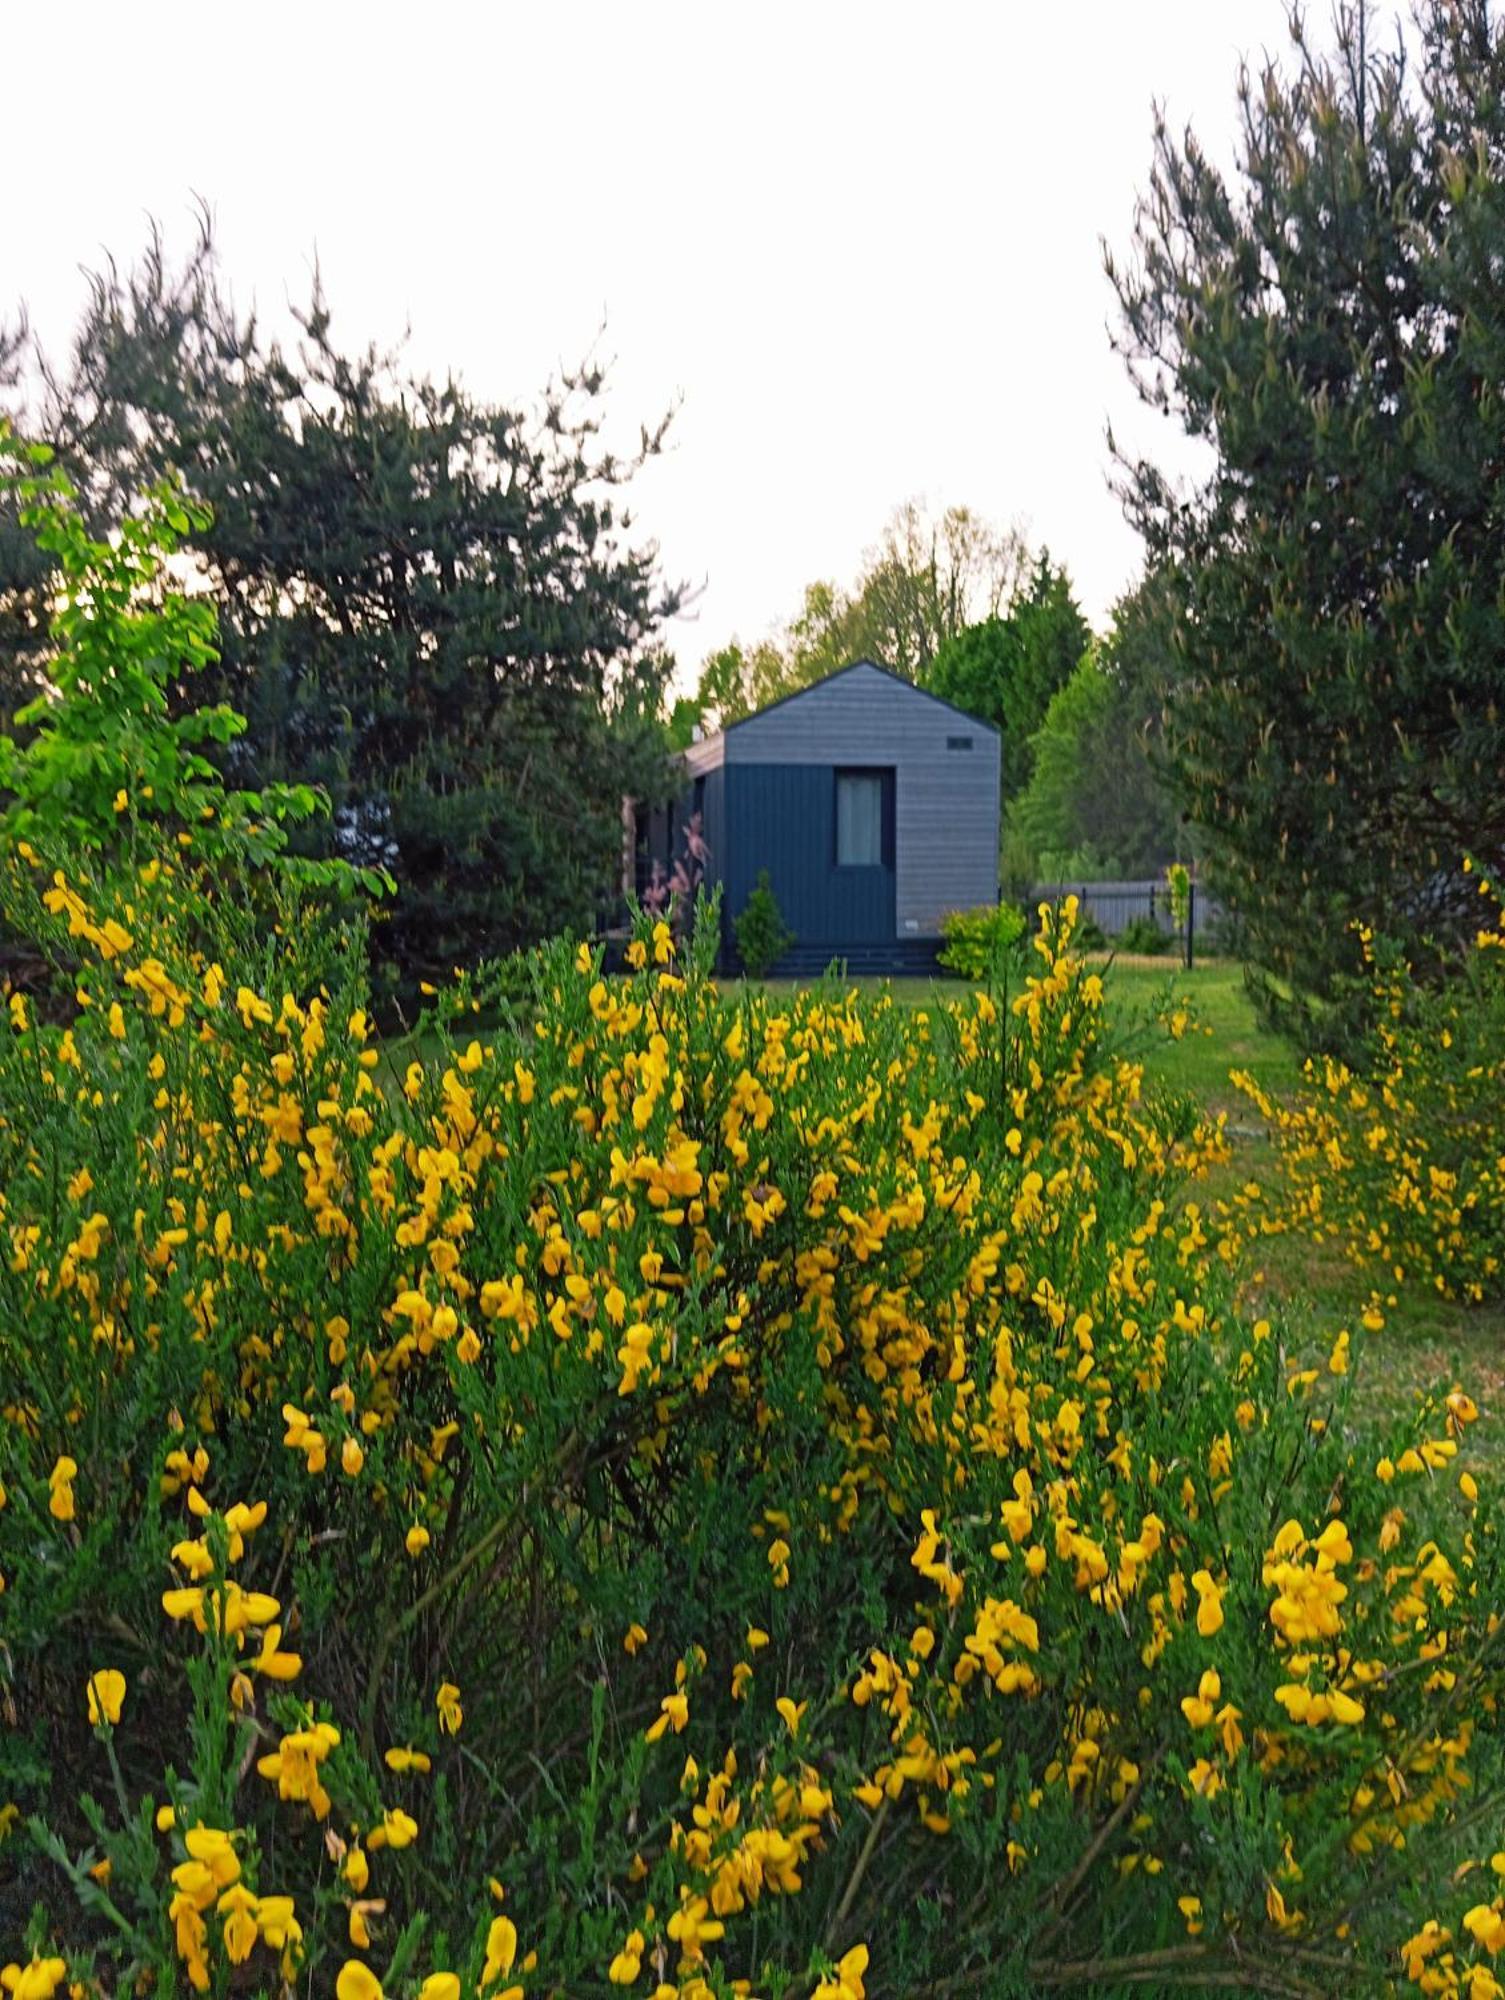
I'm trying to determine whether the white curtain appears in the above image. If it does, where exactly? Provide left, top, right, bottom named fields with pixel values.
left=837, top=772, right=884, bottom=866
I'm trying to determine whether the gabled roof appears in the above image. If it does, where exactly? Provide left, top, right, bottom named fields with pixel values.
left=721, top=657, right=1000, bottom=737
left=728, top=660, right=1000, bottom=740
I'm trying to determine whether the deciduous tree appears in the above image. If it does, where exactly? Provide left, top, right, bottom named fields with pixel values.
left=928, top=552, right=1092, bottom=799
left=688, top=501, right=1025, bottom=726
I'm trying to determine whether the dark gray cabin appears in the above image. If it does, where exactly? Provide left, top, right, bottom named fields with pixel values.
left=633, top=660, right=1001, bottom=975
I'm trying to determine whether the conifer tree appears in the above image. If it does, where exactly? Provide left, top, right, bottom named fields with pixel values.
left=0, top=221, right=679, bottom=999
left=1110, top=2, right=1505, bottom=999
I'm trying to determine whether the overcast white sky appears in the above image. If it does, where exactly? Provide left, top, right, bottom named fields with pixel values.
left=4, top=0, right=1317, bottom=680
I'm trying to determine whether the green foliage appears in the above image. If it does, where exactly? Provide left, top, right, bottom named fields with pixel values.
left=936, top=899, right=1025, bottom=980
left=998, top=819, right=1042, bottom=904
left=0, top=224, right=679, bottom=1004
left=1007, top=621, right=1185, bottom=880
left=1165, top=862, right=1191, bottom=932
left=1230, top=885, right=1505, bottom=1304
left=1109, top=2, right=1505, bottom=1001
left=928, top=553, right=1092, bottom=800
left=685, top=503, right=1025, bottom=730
left=0, top=426, right=380, bottom=909
left=1114, top=913, right=1171, bottom=956
left=732, top=868, right=794, bottom=978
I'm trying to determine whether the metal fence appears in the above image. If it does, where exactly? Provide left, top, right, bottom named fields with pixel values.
left=1030, top=878, right=1224, bottom=969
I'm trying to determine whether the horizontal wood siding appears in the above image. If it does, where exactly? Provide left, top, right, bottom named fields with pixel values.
left=724, top=663, right=999, bottom=936
left=725, top=765, right=893, bottom=949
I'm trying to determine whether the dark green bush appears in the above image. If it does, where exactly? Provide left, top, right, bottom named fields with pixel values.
left=732, top=869, right=794, bottom=978
left=1115, top=913, right=1172, bottom=955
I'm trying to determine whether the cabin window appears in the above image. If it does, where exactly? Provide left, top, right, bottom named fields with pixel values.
left=836, top=770, right=885, bottom=867
left=947, top=734, right=974, bottom=750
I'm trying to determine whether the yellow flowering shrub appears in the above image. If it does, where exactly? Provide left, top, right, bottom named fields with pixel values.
left=1228, top=878, right=1505, bottom=1304
left=0, top=845, right=1500, bottom=1998
left=0, top=444, right=1497, bottom=1997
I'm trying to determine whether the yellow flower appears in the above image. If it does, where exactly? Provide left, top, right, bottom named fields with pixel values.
left=420, top=1980, right=461, bottom=2000
left=349, top=1900, right=385, bottom=1948
left=481, top=1914, right=518, bottom=1987
left=0, top=1959, right=68, bottom=2000
left=645, top=1691, right=689, bottom=1742
left=1190, top=1569, right=1224, bottom=1637
left=1465, top=1905, right=1505, bottom=1953
left=436, top=1681, right=463, bottom=1734
left=172, top=1537, right=215, bottom=1580
left=255, top=1895, right=302, bottom=1967
left=162, top=1585, right=206, bottom=1625
left=624, top=1621, right=648, bottom=1655
left=336, top=1962, right=384, bottom=2000
left=48, top=1455, right=77, bottom=1523
left=405, top=1524, right=431, bottom=1557
left=812, top=1942, right=869, bottom=2000
left=608, top=1929, right=646, bottom=1983
left=184, top=1824, right=241, bottom=1888
left=86, top=1667, right=126, bottom=1727
left=368, top=1807, right=419, bottom=1851
left=1265, top=1883, right=1302, bottom=1932
left=384, top=1747, right=433, bottom=1775
left=218, top=1883, right=259, bottom=1964
left=1187, top=1758, right=1222, bottom=1799
left=250, top=1624, right=302, bottom=1681
left=1179, top=1669, right=1220, bottom=1731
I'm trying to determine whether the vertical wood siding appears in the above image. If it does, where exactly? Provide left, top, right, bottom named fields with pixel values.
left=724, top=764, right=894, bottom=948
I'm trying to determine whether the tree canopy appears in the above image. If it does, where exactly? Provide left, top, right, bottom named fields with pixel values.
left=928, top=552, right=1092, bottom=800
left=1109, top=0, right=1505, bottom=996
left=0, top=222, right=680, bottom=1002
left=1007, top=609, right=1187, bottom=883
left=683, top=502, right=1026, bottom=733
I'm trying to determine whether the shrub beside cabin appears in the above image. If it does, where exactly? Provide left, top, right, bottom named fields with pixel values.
left=632, top=661, right=1001, bottom=974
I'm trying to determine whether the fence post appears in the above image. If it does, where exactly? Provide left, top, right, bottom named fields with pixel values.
left=1186, top=881, right=1196, bottom=971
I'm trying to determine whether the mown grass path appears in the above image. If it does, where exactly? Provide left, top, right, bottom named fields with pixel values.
left=1110, top=958, right=1505, bottom=1474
